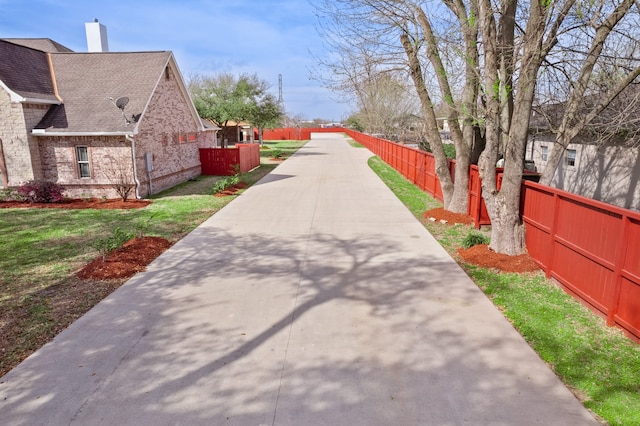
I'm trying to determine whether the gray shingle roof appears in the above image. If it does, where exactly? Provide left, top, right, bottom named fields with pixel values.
left=37, top=51, right=172, bottom=133
left=0, top=39, right=59, bottom=102
left=2, top=38, right=73, bottom=53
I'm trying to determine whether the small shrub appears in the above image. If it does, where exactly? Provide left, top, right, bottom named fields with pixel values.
left=134, top=215, right=155, bottom=237
left=212, top=178, right=231, bottom=194
left=462, top=231, right=490, bottom=249
left=228, top=174, right=240, bottom=187
left=0, top=188, right=24, bottom=202
left=420, top=142, right=456, bottom=159
left=17, top=180, right=65, bottom=203
left=271, top=149, right=284, bottom=159
left=212, top=172, right=242, bottom=195
left=91, top=227, right=135, bottom=261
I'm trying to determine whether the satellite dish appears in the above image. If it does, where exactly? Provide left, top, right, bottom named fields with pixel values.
left=115, top=96, right=129, bottom=110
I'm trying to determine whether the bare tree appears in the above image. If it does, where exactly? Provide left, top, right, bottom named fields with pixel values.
left=316, top=0, right=640, bottom=255
left=351, top=70, right=420, bottom=139
left=477, top=0, right=640, bottom=254
left=316, top=0, right=483, bottom=214
left=536, top=0, right=640, bottom=185
left=103, top=154, right=136, bottom=201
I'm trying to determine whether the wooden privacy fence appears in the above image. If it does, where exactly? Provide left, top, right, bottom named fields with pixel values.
left=199, top=143, right=260, bottom=176
left=342, top=129, right=496, bottom=227
left=522, top=182, right=640, bottom=341
left=262, top=127, right=640, bottom=341
left=262, top=128, right=313, bottom=140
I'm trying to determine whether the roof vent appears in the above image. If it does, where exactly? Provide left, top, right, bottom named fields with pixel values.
left=85, top=19, right=109, bottom=52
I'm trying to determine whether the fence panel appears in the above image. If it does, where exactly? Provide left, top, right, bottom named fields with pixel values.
left=236, top=144, right=261, bottom=173
left=199, top=144, right=260, bottom=176
left=522, top=181, right=640, bottom=341
left=616, top=217, right=640, bottom=339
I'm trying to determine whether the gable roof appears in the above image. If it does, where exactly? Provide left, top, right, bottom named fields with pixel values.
left=1, top=38, right=204, bottom=136
left=35, top=51, right=174, bottom=135
left=32, top=51, right=204, bottom=136
left=0, top=39, right=60, bottom=104
left=2, top=38, right=73, bottom=53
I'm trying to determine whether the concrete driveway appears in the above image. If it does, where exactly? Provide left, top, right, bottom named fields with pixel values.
left=0, top=133, right=598, bottom=425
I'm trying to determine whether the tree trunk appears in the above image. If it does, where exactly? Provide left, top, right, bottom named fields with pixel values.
left=487, top=189, right=525, bottom=255
left=448, top=153, right=470, bottom=212
left=400, top=32, right=459, bottom=211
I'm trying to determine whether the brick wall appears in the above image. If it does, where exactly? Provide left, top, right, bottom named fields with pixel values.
left=198, top=130, right=218, bottom=149
left=35, top=63, right=210, bottom=199
left=39, top=135, right=133, bottom=199
left=129, top=64, right=204, bottom=197
left=0, top=91, right=49, bottom=186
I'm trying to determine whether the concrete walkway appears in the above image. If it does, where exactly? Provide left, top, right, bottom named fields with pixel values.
left=0, top=134, right=597, bottom=425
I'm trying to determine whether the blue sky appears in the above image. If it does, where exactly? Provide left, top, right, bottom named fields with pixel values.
left=0, top=0, right=353, bottom=121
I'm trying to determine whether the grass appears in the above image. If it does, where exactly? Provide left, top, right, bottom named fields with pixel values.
left=346, top=137, right=364, bottom=148
left=260, top=140, right=307, bottom=158
left=0, top=140, right=307, bottom=376
left=368, top=155, right=640, bottom=426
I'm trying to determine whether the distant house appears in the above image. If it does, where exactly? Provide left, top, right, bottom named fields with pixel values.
left=0, top=34, right=218, bottom=199
left=220, top=121, right=255, bottom=146
left=527, top=104, right=640, bottom=211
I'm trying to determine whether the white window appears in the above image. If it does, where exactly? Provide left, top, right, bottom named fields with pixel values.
left=565, top=149, right=576, bottom=167
left=76, top=146, right=91, bottom=178
left=541, top=145, right=548, bottom=161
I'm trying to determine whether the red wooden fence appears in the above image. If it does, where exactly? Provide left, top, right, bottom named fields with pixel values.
left=522, top=182, right=640, bottom=341
left=199, top=144, right=260, bottom=176
left=262, top=127, right=640, bottom=341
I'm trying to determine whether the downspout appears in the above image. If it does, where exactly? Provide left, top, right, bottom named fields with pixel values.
left=0, top=139, right=8, bottom=188
left=125, top=134, right=142, bottom=199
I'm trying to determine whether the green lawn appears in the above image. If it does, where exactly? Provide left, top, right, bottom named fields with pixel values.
left=260, top=140, right=308, bottom=158
left=368, top=155, right=640, bottom=426
left=0, top=139, right=308, bottom=376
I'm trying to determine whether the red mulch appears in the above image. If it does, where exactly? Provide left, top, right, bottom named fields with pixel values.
left=0, top=198, right=151, bottom=209
left=424, top=207, right=538, bottom=273
left=214, top=182, right=248, bottom=197
left=76, top=236, right=173, bottom=280
left=457, top=244, right=539, bottom=273
left=423, top=207, right=474, bottom=225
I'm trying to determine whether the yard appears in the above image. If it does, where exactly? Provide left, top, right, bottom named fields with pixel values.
left=1, top=139, right=639, bottom=425
left=0, top=140, right=306, bottom=377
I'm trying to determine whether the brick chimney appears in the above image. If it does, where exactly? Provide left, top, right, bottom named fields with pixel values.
left=85, top=19, right=109, bottom=52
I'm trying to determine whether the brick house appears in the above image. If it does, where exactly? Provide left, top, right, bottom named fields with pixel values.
left=0, top=38, right=218, bottom=199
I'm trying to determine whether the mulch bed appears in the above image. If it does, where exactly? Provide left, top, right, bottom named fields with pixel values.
left=76, top=236, right=173, bottom=280
left=457, top=244, right=540, bottom=273
left=424, top=207, right=539, bottom=273
left=214, top=182, right=248, bottom=197
left=0, top=198, right=152, bottom=209
left=423, top=207, right=474, bottom=225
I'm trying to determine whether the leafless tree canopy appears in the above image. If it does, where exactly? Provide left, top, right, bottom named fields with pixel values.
left=314, top=0, right=640, bottom=254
